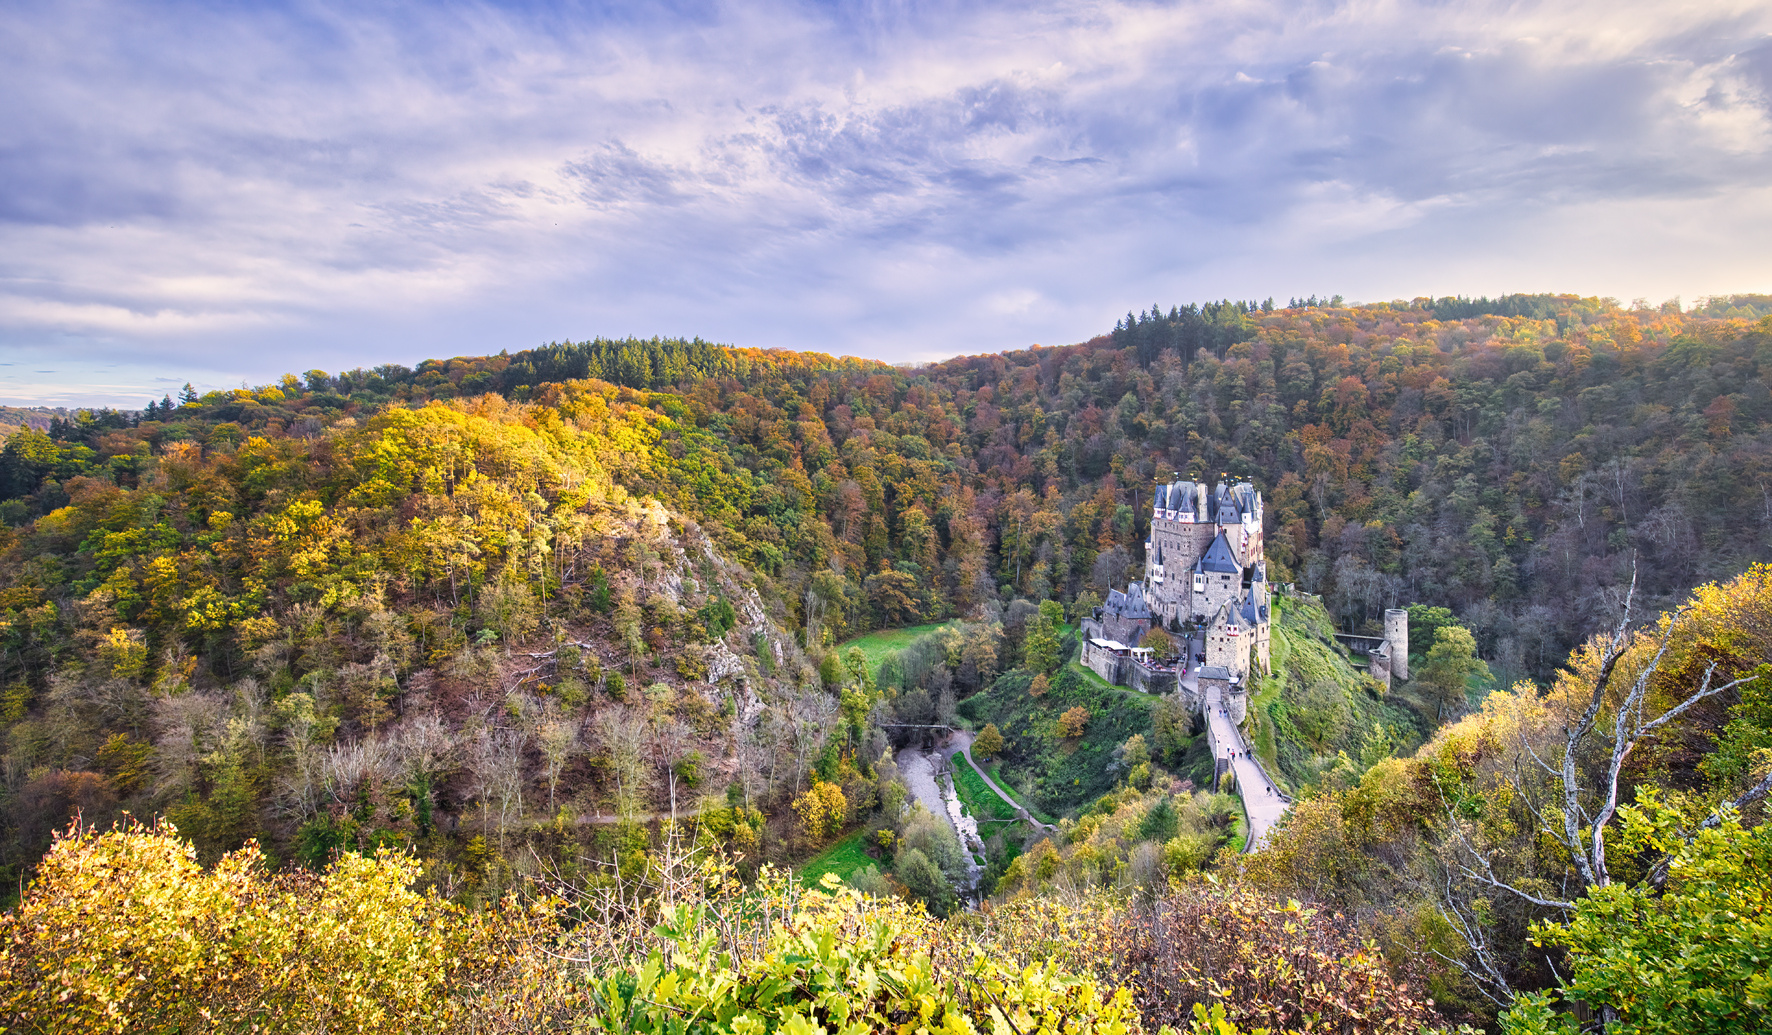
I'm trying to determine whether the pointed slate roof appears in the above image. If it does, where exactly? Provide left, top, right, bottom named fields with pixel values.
left=1104, top=585, right=1151, bottom=618
left=1194, top=532, right=1241, bottom=575
left=1155, top=480, right=1199, bottom=514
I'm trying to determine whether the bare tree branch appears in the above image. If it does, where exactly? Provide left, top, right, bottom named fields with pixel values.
left=1437, top=782, right=1576, bottom=910
left=1557, top=569, right=1639, bottom=889
left=1428, top=867, right=1518, bottom=1008
left=1589, top=607, right=1683, bottom=884
left=1706, top=768, right=1772, bottom=829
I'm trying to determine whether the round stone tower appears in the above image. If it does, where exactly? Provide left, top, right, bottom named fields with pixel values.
left=1385, top=608, right=1410, bottom=682
left=1226, top=681, right=1249, bottom=725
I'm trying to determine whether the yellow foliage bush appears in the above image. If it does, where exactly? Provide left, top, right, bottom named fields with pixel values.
left=792, top=779, right=848, bottom=842
left=0, top=818, right=525, bottom=1034
left=1, top=820, right=1149, bottom=1035
left=579, top=874, right=1144, bottom=1035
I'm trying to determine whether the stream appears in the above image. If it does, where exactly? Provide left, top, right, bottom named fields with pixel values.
left=895, top=738, right=985, bottom=901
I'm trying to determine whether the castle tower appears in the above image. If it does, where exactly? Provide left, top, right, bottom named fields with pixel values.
left=1385, top=608, right=1410, bottom=681
left=1225, top=680, right=1249, bottom=725
left=1368, top=642, right=1392, bottom=691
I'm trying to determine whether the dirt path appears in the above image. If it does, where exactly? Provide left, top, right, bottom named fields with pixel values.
left=949, top=730, right=1057, bottom=836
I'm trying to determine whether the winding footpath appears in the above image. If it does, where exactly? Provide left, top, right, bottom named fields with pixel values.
left=950, top=730, right=1059, bottom=836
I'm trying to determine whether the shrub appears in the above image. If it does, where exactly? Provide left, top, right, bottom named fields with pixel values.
left=582, top=877, right=1136, bottom=1030
left=973, top=723, right=1005, bottom=760
left=792, top=780, right=847, bottom=842
left=0, top=818, right=516, bottom=1033
left=1058, top=883, right=1443, bottom=1034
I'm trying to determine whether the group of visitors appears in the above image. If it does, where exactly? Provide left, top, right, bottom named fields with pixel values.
left=1217, top=706, right=1279, bottom=798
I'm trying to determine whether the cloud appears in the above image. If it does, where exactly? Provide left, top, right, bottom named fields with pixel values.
left=1, top=0, right=1770, bottom=404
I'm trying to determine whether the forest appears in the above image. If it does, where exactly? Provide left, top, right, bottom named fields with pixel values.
left=1, top=292, right=1769, bottom=1033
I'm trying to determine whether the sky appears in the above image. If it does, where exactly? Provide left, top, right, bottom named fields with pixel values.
left=2, top=0, right=1770, bottom=407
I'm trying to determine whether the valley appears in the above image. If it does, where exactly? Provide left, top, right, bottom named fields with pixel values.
left=1, top=293, right=1769, bottom=1033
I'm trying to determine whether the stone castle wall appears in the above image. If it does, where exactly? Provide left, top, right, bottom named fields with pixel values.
left=1128, top=661, right=1178, bottom=696
left=1101, top=611, right=1150, bottom=647
left=1368, top=644, right=1392, bottom=690
left=1080, top=638, right=1124, bottom=684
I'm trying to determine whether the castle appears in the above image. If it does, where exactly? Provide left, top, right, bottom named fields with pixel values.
left=1081, top=480, right=1274, bottom=706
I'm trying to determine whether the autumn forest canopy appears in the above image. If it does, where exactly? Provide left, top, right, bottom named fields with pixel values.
left=2, top=291, right=1771, bottom=1034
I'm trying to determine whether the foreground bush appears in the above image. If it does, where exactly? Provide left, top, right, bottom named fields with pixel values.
left=570, top=877, right=1139, bottom=1034
left=0, top=820, right=1144, bottom=1034
left=0, top=818, right=533, bottom=1034
left=974, top=885, right=1446, bottom=1034
left=1501, top=809, right=1772, bottom=1035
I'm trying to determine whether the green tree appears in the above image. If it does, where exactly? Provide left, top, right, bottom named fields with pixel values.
left=865, top=568, right=921, bottom=627
left=1023, top=611, right=1062, bottom=674
left=1502, top=809, right=1772, bottom=1035
left=1406, top=604, right=1458, bottom=655
left=1151, top=695, right=1192, bottom=763
left=893, top=846, right=956, bottom=918
left=614, top=588, right=645, bottom=674
left=844, top=646, right=873, bottom=695
left=1418, top=625, right=1489, bottom=717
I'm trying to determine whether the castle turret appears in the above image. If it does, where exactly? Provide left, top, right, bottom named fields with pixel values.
left=1385, top=608, right=1410, bottom=681
left=1369, top=642, right=1392, bottom=690
left=1225, top=678, right=1249, bottom=725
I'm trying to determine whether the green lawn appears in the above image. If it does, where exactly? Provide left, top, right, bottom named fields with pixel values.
left=950, top=752, right=1020, bottom=823
left=797, top=830, right=877, bottom=887
left=1249, top=643, right=1288, bottom=788
left=984, top=761, right=1057, bottom=824
left=839, top=622, right=955, bottom=680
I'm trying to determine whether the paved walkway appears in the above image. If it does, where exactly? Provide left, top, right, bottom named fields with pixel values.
left=1175, top=631, right=1290, bottom=849
left=1203, top=684, right=1289, bottom=848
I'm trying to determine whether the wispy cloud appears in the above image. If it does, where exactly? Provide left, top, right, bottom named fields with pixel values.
left=2, top=0, right=1770, bottom=404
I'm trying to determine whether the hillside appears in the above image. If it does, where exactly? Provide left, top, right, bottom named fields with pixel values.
left=15, top=294, right=1769, bottom=681
left=1254, top=593, right=1438, bottom=793
left=0, top=407, right=62, bottom=441
left=1, top=293, right=1770, bottom=1032
left=1243, top=565, right=1772, bottom=1026
left=0, top=393, right=836, bottom=892
left=6, top=566, right=1766, bottom=1034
